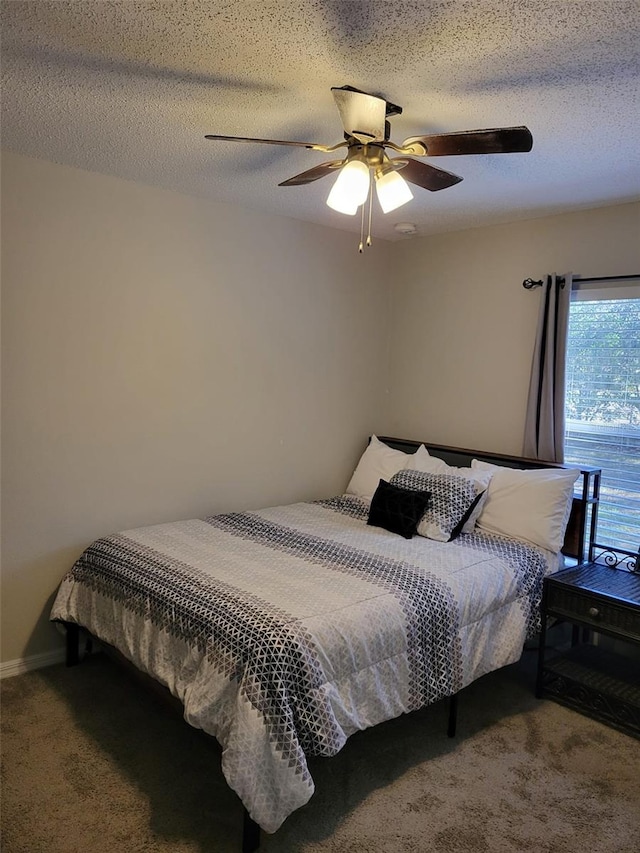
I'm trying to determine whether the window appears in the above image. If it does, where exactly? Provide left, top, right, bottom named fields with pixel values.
left=564, top=279, right=640, bottom=554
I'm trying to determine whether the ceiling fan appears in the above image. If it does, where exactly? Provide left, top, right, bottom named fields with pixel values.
left=205, top=85, right=533, bottom=250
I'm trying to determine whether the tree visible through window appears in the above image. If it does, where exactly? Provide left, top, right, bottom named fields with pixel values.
left=564, top=285, right=640, bottom=554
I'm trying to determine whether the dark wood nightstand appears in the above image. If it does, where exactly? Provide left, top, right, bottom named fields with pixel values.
left=536, top=562, right=640, bottom=737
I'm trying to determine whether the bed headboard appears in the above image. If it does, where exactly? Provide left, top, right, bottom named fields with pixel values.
left=377, top=436, right=601, bottom=564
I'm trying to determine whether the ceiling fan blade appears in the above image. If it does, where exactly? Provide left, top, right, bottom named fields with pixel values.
left=331, top=86, right=387, bottom=143
left=402, top=126, right=533, bottom=156
left=391, top=158, right=463, bottom=192
left=278, top=160, right=345, bottom=187
left=205, top=134, right=325, bottom=149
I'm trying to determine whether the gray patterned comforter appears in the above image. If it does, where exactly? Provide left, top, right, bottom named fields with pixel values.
left=50, top=495, right=551, bottom=832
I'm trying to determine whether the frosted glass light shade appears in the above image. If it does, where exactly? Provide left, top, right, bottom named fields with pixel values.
left=326, top=160, right=370, bottom=215
left=375, top=170, right=413, bottom=213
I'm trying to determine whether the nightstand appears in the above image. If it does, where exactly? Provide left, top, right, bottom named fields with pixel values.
left=536, top=561, right=640, bottom=737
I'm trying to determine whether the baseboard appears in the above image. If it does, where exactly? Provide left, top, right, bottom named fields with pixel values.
left=0, top=647, right=66, bottom=679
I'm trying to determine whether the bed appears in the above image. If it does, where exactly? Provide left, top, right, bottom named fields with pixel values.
left=50, top=435, right=600, bottom=850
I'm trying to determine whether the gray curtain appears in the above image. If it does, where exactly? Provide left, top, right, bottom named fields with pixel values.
left=523, top=272, right=572, bottom=463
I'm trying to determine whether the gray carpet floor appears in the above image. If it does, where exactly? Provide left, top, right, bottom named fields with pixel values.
left=1, top=650, right=639, bottom=853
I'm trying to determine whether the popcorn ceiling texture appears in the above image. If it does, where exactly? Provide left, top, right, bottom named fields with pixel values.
left=2, top=0, right=639, bottom=240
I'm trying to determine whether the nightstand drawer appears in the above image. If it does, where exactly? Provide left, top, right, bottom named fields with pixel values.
left=546, top=585, right=640, bottom=641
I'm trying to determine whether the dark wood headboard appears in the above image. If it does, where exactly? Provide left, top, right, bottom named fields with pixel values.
left=377, top=436, right=601, bottom=563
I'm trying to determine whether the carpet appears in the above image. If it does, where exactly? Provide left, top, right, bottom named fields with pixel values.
left=1, top=651, right=639, bottom=852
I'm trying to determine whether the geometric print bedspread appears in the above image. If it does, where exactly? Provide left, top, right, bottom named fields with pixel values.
left=50, top=495, right=550, bottom=833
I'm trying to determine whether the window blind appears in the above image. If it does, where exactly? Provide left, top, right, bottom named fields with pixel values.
left=564, top=293, right=640, bottom=553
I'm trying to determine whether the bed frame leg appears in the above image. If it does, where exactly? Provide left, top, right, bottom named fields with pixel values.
left=447, top=693, right=458, bottom=738
left=65, top=622, right=80, bottom=667
left=242, top=808, right=260, bottom=852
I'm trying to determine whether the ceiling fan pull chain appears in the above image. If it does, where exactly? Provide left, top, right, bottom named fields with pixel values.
left=358, top=198, right=365, bottom=253
left=366, top=178, right=373, bottom=247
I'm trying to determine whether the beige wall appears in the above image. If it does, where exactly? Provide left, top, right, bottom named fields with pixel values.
left=382, top=202, right=640, bottom=454
left=1, top=151, right=391, bottom=663
left=2, top=149, right=638, bottom=667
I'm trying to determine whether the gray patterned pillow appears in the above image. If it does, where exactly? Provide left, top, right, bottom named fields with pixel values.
left=390, top=469, right=480, bottom=542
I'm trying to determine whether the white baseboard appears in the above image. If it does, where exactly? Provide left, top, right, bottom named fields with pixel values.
left=0, top=647, right=66, bottom=679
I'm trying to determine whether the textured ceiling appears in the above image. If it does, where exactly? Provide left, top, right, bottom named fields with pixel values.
left=2, top=0, right=640, bottom=242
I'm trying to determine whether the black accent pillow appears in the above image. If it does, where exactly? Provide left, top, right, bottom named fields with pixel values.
left=367, top=479, right=431, bottom=539
left=449, top=490, right=485, bottom=541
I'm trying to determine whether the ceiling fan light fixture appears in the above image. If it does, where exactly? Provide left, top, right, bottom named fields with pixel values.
left=375, top=169, right=413, bottom=213
left=326, top=159, right=370, bottom=215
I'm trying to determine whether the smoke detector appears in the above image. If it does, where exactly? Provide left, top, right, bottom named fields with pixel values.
left=394, top=222, right=417, bottom=236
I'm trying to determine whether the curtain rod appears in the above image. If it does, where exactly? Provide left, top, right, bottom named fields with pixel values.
left=522, top=274, right=640, bottom=289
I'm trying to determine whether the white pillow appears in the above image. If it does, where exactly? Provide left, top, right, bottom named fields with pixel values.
left=471, top=460, right=580, bottom=552
left=407, top=445, right=493, bottom=532
left=346, top=436, right=416, bottom=500
left=407, top=444, right=450, bottom=474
